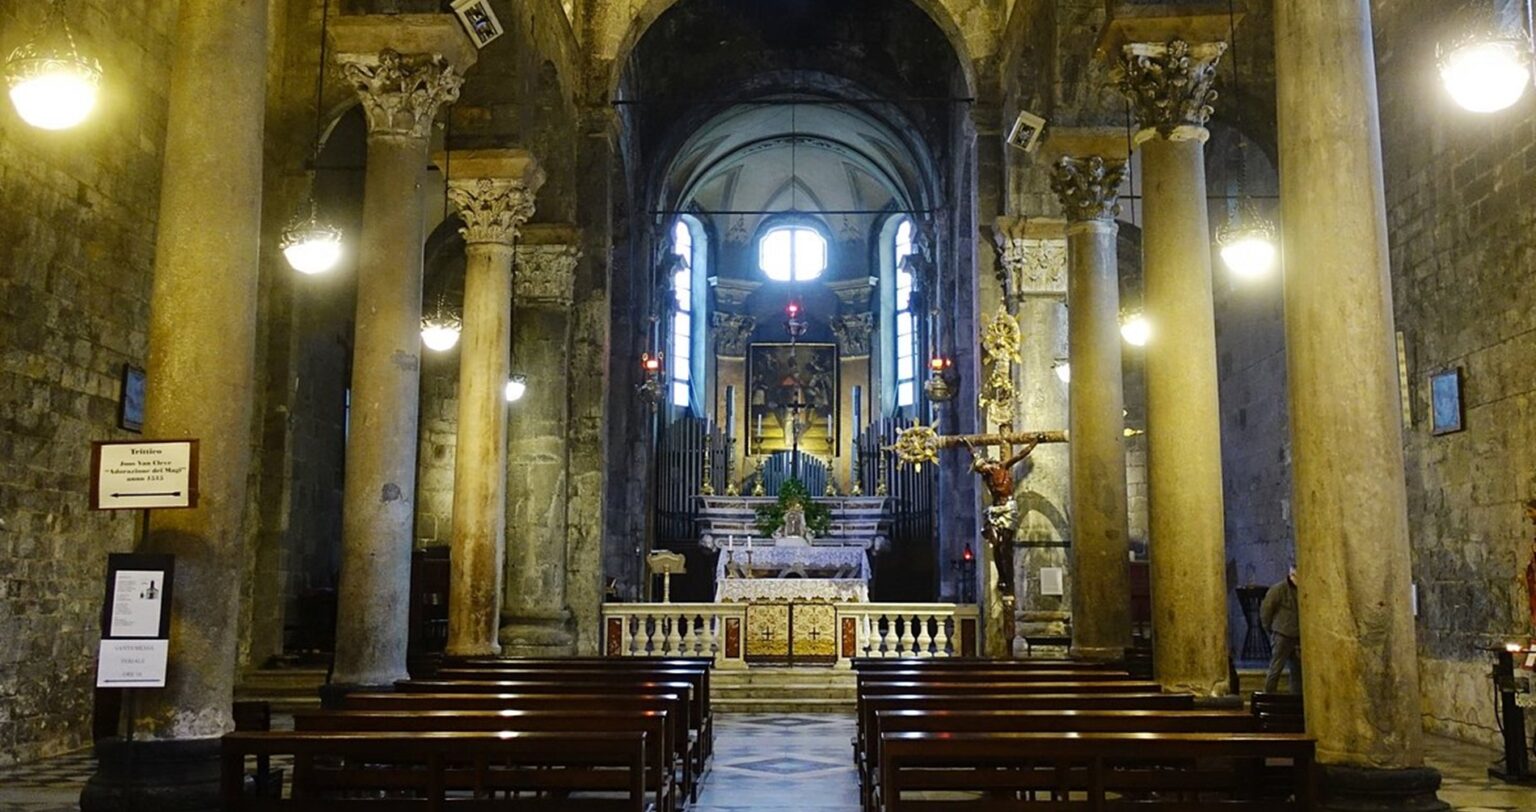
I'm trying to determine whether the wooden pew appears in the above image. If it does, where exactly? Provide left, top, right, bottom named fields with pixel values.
left=877, top=730, right=1316, bottom=810
left=854, top=692, right=1195, bottom=774
left=858, top=680, right=1162, bottom=697
left=433, top=668, right=713, bottom=755
left=855, top=669, right=1133, bottom=684
left=1252, top=691, right=1306, bottom=732
left=344, top=692, right=699, bottom=804
left=294, top=710, right=677, bottom=812
left=221, top=730, right=651, bottom=811
left=860, top=709, right=1259, bottom=812
left=851, top=657, right=1121, bottom=671
left=402, top=678, right=707, bottom=775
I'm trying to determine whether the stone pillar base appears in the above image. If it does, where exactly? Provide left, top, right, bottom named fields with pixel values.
left=500, top=617, right=574, bottom=656
left=1321, top=765, right=1449, bottom=811
left=1069, top=644, right=1126, bottom=663
left=318, top=682, right=396, bottom=710
left=81, top=737, right=221, bottom=812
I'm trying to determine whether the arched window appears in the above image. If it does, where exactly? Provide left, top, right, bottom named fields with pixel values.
left=670, top=217, right=707, bottom=410
left=892, top=219, right=918, bottom=407
left=758, top=225, right=827, bottom=282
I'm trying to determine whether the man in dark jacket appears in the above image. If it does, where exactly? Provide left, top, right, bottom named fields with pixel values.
left=1260, top=566, right=1301, bottom=693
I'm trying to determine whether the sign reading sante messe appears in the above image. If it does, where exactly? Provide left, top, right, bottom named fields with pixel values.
left=90, top=440, right=199, bottom=511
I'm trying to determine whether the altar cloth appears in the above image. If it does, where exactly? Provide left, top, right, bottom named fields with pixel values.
left=717, top=577, right=869, bottom=603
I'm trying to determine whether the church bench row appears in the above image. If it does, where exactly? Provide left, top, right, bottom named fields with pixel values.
left=859, top=708, right=1260, bottom=806
left=853, top=662, right=1316, bottom=811
left=293, top=710, right=679, bottom=812
left=877, top=731, right=1317, bottom=811
left=344, top=692, right=699, bottom=803
left=850, top=658, right=1125, bottom=672
left=220, top=730, right=652, bottom=811
left=399, top=677, right=710, bottom=779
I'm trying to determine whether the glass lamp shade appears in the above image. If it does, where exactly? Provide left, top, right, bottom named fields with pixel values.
left=1054, top=362, right=1071, bottom=384
left=1217, top=212, right=1280, bottom=279
left=1439, top=35, right=1532, bottom=113
left=1120, top=313, right=1152, bottom=347
left=280, top=212, right=344, bottom=275
left=420, top=319, right=461, bottom=352
left=4, top=10, right=101, bottom=131
left=504, top=374, right=528, bottom=403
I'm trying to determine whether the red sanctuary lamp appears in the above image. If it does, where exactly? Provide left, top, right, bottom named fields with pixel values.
left=924, top=354, right=957, bottom=402
left=637, top=351, right=665, bottom=406
left=784, top=301, right=808, bottom=339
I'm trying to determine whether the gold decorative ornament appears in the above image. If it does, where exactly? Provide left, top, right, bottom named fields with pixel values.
left=978, top=306, right=1022, bottom=426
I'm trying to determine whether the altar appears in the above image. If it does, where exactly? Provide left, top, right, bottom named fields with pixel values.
left=713, top=545, right=871, bottom=603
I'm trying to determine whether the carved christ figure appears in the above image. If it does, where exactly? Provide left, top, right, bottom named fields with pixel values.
left=964, top=438, right=1041, bottom=597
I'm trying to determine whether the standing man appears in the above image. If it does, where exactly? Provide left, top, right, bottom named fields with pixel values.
left=1261, top=566, right=1301, bottom=693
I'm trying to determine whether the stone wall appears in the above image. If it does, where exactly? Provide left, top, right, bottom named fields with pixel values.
left=0, top=0, right=177, bottom=766
left=1375, top=0, right=1536, bottom=749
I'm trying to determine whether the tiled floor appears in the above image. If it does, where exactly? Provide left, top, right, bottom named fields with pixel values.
left=3, top=715, right=1535, bottom=810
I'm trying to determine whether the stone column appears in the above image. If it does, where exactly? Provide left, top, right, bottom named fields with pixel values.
left=500, top=229, right=582, bottom=655
left=1117, top=36, right=1231, bottom=696
left=80, top=1, right=267, bottom=808
left=328, top=17, right=475, bottom=691
left=994, top=218, right=1073, bottom=654
left=1275, top=2, right=1446, bottom=808
left=443, top=152, right=544, bottom=657
left=1048, top=152, right=1135, bottom=663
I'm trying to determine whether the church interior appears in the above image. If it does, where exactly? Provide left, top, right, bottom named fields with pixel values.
left=3, top=0, right=1536, bottom=810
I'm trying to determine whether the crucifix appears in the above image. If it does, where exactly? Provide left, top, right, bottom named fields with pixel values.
left=888, top=425, right=1069, bottom=598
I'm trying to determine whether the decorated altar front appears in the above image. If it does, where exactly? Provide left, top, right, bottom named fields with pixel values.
left=712, top=545, right=870, bottom=603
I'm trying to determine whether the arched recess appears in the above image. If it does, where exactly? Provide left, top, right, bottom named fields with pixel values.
left=600, top=0, right=982, bottom=99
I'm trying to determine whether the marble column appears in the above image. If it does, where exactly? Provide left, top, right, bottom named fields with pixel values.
left=994, top=218, right=1073, bottom=654
left=1117, top=37, right=1231, bottom=696
left=80, top=1, right=267, bottom=807
left=443, top=152, right=544, bottom=657
left=1275, top=2, right=1446, bottom=808
left=329, top=17, right=475, bottom=691
left=1049, top=155, right=1135, bottom=663
left=500, top=229, right=582, bottom=655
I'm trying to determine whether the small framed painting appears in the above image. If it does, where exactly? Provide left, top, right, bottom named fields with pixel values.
left=119, top=364, right=146, bottom=433
left=1429, top=367, right=1463, bottom=436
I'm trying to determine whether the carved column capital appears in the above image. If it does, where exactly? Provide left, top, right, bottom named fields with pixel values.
left=712, top=312, right=756, bottom=356
left=1049, top=156, right=1128, bottom=223
left=514, top=243, right=581, bottom=308
left=337, top=49, right=463, bottom=140
left=448, top=178, right=539, bottom=246
left=1116, top=39, right=1227, bottom=143
left=831, top=312, right=875, bottom=357
left=1001, top=238, right=1068, bottom=299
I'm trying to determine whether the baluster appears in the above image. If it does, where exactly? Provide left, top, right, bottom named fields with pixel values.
left=643, top=613, right=657, bottom=655
left=933, top=613, right=950, bottom=656
left=916, top=614, right=934, bottom=657
left=899, top=613, right=916, bottom=656
left=621, top=615, right=636, bottom=656
left=666, top=613, right=684, bottom=655
left=858, top=615, right=872, bottom=657
left=878, top=614, right=894, bottom=657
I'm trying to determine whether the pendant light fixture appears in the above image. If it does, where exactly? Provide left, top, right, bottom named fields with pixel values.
left=1439, top=1, right=1533, bottom=113
left=1214, top=0, right=1279, bottom=280
left=505, top=232, right=527, bottom=402
left=420, top=290, right=463, bottom=351
left=1120, top=311, right=1152, bottom=347
left=4, top=0, right=101, bottom=130
left=281, top=0, right=344, bottom=275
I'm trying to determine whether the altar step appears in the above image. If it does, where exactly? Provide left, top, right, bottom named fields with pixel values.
left=711, top=666, right=858, bottom=713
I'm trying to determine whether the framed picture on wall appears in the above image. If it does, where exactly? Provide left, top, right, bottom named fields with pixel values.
left=1429, top=367, right=1463, bottom=436
left=119, top=364, right=146, bottom=433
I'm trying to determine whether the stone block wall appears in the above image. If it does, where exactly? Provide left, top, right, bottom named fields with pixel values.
left=0, top=0, right=176, bottom=765
left=1375, top=0, right=1536, bottom=748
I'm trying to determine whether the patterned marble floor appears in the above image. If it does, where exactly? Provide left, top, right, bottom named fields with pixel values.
left=2, top=715, right=1534, bottom=810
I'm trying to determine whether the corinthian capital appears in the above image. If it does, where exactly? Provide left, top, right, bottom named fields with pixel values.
left=1049, top=156, right=1127, bottom=223
left=1117, top=39, right=1226, bottom=141
left=449, top=178, right=538, bottom=245
left=338, top=49, right=463, bottom=140
left=514, top=243, right=581, bottom=308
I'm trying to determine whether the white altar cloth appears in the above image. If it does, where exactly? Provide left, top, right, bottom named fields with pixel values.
left=716, top=577, right=869, bottom=603
left=715, top=545, right=869, bottom=580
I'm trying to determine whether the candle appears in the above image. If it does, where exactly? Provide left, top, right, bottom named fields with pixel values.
left=756, top=413, right=763, bottom=436
left=746, top=537, right=753, bottom=551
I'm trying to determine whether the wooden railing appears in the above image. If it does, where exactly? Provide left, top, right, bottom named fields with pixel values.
left=601, top=602, right=980, bottom=667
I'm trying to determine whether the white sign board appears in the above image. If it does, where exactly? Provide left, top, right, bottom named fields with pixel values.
left=92, top=441, right=197, bottom=510
left=97, top=639, right=169, bottom=688
left=109, top=570, right=165, bottom=638
left=1040, top=567, right=1065, bottom=597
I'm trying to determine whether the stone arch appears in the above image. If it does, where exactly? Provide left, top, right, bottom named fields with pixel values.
left=599, top=0, right=982, bottom=98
